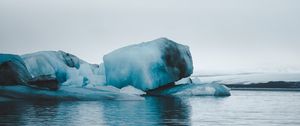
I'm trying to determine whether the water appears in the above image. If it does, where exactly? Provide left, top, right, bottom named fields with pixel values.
left=1, top=91, right=300, bottom=126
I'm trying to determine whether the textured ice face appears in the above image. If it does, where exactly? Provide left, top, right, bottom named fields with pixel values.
left=22, top=51, right=69, bottom=82
left=103, top=38, right=193, bottom=91
left=21, top=51, right=105, bottom=87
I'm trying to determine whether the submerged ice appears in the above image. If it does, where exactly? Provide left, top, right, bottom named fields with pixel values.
left=148, top=78, right=231, bottom=96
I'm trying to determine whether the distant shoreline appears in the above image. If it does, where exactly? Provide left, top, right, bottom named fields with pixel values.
left=229, top=88, right=300, bottom=91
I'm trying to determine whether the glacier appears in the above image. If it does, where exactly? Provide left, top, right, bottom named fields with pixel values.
left=103, top=38, right=193, bottom=91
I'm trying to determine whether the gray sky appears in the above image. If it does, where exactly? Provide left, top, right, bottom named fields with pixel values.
left=1, top=0, right=300, bottom=73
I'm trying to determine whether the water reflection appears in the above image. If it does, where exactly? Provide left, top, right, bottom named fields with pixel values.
left=101, top=96, right=191, bottom=126
left=151, top=97, right=191, bottom=126
left=0, top=97, right=191, bottom=126
left=0, top=101, right=23, bottom=125
left=1, top=91, right=300, bottom=126
left=0, top=101, right=64, bottom=125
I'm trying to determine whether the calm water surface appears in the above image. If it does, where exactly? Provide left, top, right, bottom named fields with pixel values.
left=1, top=91, right=300, bottom=126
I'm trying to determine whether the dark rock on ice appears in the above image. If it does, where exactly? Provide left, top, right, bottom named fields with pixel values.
left=59, top=50, right=80, bottom=69
left=28, top=75, right=60, bottom=90
left=0, top=54, right=32, bottom=85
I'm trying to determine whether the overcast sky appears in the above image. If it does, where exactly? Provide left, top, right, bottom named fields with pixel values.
left=1, top=0, right=300, bottom=73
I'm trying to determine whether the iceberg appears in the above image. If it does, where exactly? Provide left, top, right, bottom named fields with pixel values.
left=103, top=38, right=193, bottom=91
left=1, top=38, right=231, bottom=100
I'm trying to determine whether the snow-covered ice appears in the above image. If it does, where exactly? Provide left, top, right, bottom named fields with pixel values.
left=103, top=38, right=193, bottom=91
